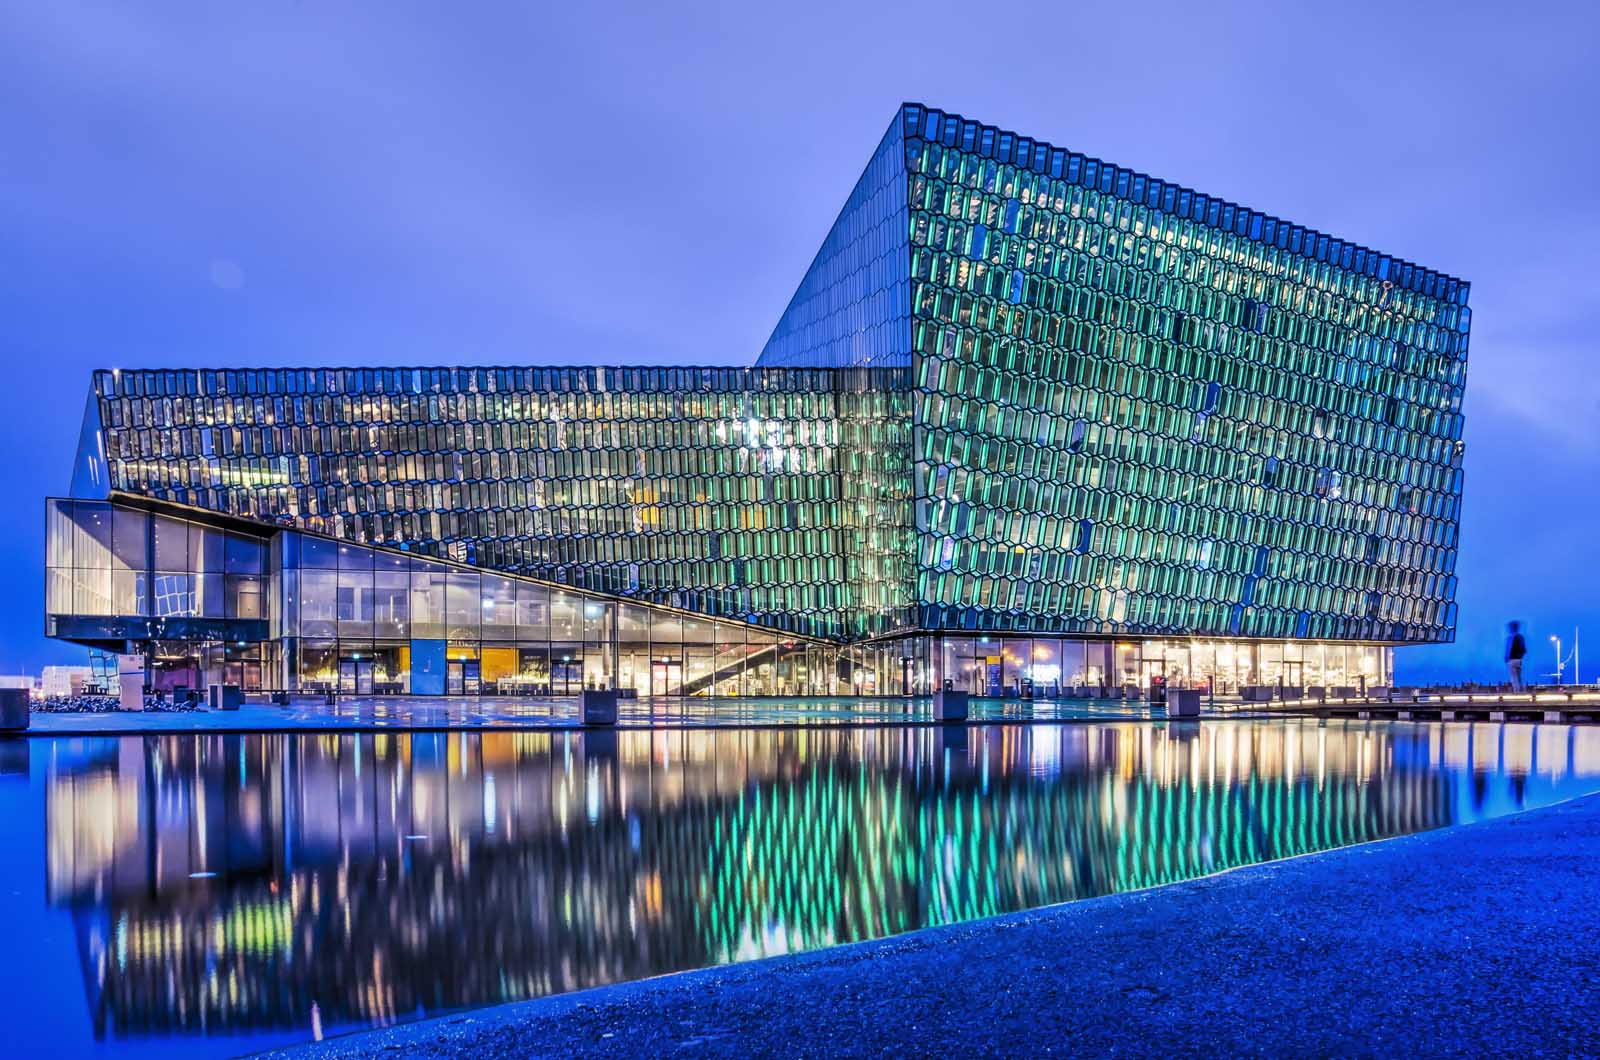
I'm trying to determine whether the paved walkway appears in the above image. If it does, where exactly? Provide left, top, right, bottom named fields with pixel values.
left=23, top=694, right=1184, bottom=734
left=267, top=793, right=1600, bottom=1060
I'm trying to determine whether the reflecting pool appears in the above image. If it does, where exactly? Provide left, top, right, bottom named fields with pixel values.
left=2, top=720, right=1598, bottom=1058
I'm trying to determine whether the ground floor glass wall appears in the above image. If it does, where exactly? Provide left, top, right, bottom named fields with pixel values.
left=144, top=641, right=270, bottom=696
left=51, top=500, right=1396, bottom=701
left=913, top=636, right=1392, bottom=697
left=266, top=530, right=855, bottom=697
left=103, top=632, right=1395, bottom=701
left=284, top=629, right=851, bottom=698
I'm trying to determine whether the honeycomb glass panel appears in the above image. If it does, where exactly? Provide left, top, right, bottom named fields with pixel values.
left=902, top=104, right=1468, bottom=645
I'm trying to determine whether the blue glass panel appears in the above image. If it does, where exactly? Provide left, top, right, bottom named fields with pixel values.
left=410, top=639, right=447, bottom=696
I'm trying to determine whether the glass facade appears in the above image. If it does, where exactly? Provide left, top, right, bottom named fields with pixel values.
left=759, top=115, right=911, bottom=370
left=901, top=104, right=1467, bottom=643
left=46, top=102, right=1466, bottom=696
left=88, top=366, right=916, bottom=642
left=45, top=498, right=266, bottom=626
left=273, top=530, right=844, bottom=697
left=922, top=634, right=1388, bottom=697
left=47, top=498, right=856, bottom=697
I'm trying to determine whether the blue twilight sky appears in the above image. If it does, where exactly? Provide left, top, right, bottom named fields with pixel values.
left=0, top=1, right=1596, bottom=682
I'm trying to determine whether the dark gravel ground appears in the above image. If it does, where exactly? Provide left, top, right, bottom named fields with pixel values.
left=32, top=693, right=203, bottom=713
left=267, top=793, right=1600, bottom=1060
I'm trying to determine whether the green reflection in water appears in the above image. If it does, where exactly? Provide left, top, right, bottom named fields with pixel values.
left=21, top=720, right=1600, bottom=1052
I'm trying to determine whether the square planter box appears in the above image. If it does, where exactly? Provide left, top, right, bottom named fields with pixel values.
left=582, top=689, right=619, bottom=725
left=1166, top=689, right=1202, bottom=718
left=0, top=688, right=28, bottom=731
left=209, top=684, right=243, bottom=711
left=932, top=690, right=969, bottom=721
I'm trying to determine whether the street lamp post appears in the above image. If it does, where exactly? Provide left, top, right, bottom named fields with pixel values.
left=1551, top=634, right=1565, bottom=686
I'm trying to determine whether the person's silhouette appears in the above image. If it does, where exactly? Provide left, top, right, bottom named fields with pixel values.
left=1505, top=621, right=1528, bottom=692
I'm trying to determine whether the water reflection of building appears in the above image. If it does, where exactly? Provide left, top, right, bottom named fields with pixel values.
left=41, top=723, right=1600, bottom=1041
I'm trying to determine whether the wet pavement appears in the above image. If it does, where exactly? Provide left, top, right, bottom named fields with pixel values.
left=23, top=693, right=1184, bottom=733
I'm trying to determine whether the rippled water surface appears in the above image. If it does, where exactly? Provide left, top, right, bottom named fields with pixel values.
left=2, top=719, right=1597, bottom=1058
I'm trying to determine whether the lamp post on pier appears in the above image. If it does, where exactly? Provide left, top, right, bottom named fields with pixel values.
left=1550, top=633, right=1579, bottom=687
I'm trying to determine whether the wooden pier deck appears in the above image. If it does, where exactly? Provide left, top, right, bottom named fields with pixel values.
left=1260, top=688, right=1600, bottom=724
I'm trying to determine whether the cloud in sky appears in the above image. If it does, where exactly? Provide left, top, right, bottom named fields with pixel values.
left=0, top=1, right=1596, bottom=680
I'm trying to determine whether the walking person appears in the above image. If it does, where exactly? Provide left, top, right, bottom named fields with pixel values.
left=1506, top=621, right=1528, bottom=692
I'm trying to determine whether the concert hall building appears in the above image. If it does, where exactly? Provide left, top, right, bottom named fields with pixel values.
left=44, top=104, right=1470, bottom=698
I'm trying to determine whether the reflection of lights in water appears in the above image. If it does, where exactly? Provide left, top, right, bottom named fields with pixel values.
left=1030, top=731, right=1061, bottom=777
left=1317, top=726, right=1327, bottom=789
left=188, top=871, right=217, bottom=879
left=29, top=722, right=1600, bottom=1048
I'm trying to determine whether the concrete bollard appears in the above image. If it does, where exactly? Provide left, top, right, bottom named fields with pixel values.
left=0, top=688, right=29, bottom=731
left=119, top=673, right=146, bottom=712
left=932, top=690, right=969, bottom=721
left=1166, top=689, right=1201, bottom=718
left=209, top=684, right=242, bottom=711
left=582, top=688, right=619, bottom=726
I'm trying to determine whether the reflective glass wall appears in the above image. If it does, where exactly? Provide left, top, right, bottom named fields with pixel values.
left=46, top=499, right=263, bottom=623
left=276, top=531, right=839, bottom=697
left=45, top=499, right=272, bottom=692
left=921, top=635, right=1389, bottom=697
left=757, top=113, right=911, bottom=370
left=88, top=366, right=912, bottom=642
left=834, top=368, right=916, bottom=640
left=46, top=499, right=850, bottom=697
left=46, top=500, right=1398, bottom=701
left=903, top=103, right=1469, bottom=645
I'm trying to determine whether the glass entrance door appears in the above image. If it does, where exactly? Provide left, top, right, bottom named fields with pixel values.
left=447, top=661, right=480, bottom=695
left=1168, top=648, right=1192, bottom=689
left=551, top=657, right=583, bottom=694
left=223, top=661, right=264, bottom=691
left=650, top=659, right=681, bottom=696
left=982, top=655, right=1002, bottom=697
left=1140, top=658, right=1167, bottom=699
left=337, top=660, right=376, bottom=695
